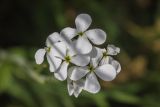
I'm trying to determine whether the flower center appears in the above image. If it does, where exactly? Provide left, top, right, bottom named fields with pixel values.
left=88, top=65, right=95, bottom=72
left=78, top=32, right=84, bottom=36
left=65, top=55, right=71, bottom=63
left=45, top=47, right=51, bottom=52
left=103, top=52, right=107, bottom=57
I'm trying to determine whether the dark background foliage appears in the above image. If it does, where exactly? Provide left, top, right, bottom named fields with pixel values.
left=0, top=0, right=160, bottom=107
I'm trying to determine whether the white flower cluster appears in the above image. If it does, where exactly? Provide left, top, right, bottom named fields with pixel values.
left=35, top=14, right=121, bottom=97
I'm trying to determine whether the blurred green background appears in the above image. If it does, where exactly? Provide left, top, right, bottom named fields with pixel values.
left=0, top=0, right=160, bottom=107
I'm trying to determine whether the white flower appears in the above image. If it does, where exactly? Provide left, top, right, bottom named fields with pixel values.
left=100, top=44, right=121, bottom=74
left=107, top=44, right=120, bottom=55
left=67, top=78, right=84, bottom=98
left=60, top=14, right=107, bottom=54
left=69, top=47, right=117, bottom=94
left=67, top=67, right=85, bottom=98
left=35, top=32, right=63, bottom=72
left=67, top=66, right=86, bottom=97
left=100, top=56, right=121, bottom=74
left=53, top=41, right=90, bottom=81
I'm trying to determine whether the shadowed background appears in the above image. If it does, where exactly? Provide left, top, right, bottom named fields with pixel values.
left=0, top=0, right=160, bottom=107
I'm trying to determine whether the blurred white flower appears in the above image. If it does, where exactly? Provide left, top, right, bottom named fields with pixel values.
left=60, top=14, right=107, bottom=54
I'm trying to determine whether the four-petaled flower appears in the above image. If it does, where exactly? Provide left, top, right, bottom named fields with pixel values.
left=60, top=14, right=107, bottom=54
left=69, top=47, right=117, bottom=94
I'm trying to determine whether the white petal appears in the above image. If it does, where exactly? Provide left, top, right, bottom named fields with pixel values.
left=60, top=33, right=77, bottom=56
left=67, top=40, right=77, bottom=57
left=89, top=46, right=97, bottom=58
left=90, top=47, right=103, bottom=68
left=46, top=32, right=62, bottom=47
left=67, top=66, right=75, bottom=77
left=35, top=49, right=46, bottom=64
left=46, top=54, right=62, bottom=72
left=85, top=29, right=106, bottom=45
left=61, top=40, right=77, bottom=57
left=51, top=42, right=67, bottom=59
left=107, top=44, right=120, bottom=55
left=99, top=56, right=113, bottom=66
left=70, top=67, right=89, bottom=81
left=108, top=56, right=114, bottom=64
left=99, top=57, right=109, bottom=66
left=73, top=80, right=85, bottom=97
left=67, top=79, right=74, bottom=96
left=111, top=60, right=121, bottom=74
left=71, top=54, right=90, bottom=66
left=84, top=73, right=100, bottom=94
left=95, top=64, right=116, bottom=81
left=74, top=88, right=82, bottom=98
left=54, top=61, right=69, bottom=81
left=75, top=14, right=92, bottom=32
left=75, top=36, right=92, bottom=54
left=60, top=27, right=77, bottom=40
left=101, top=48, right=107, bottom=53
